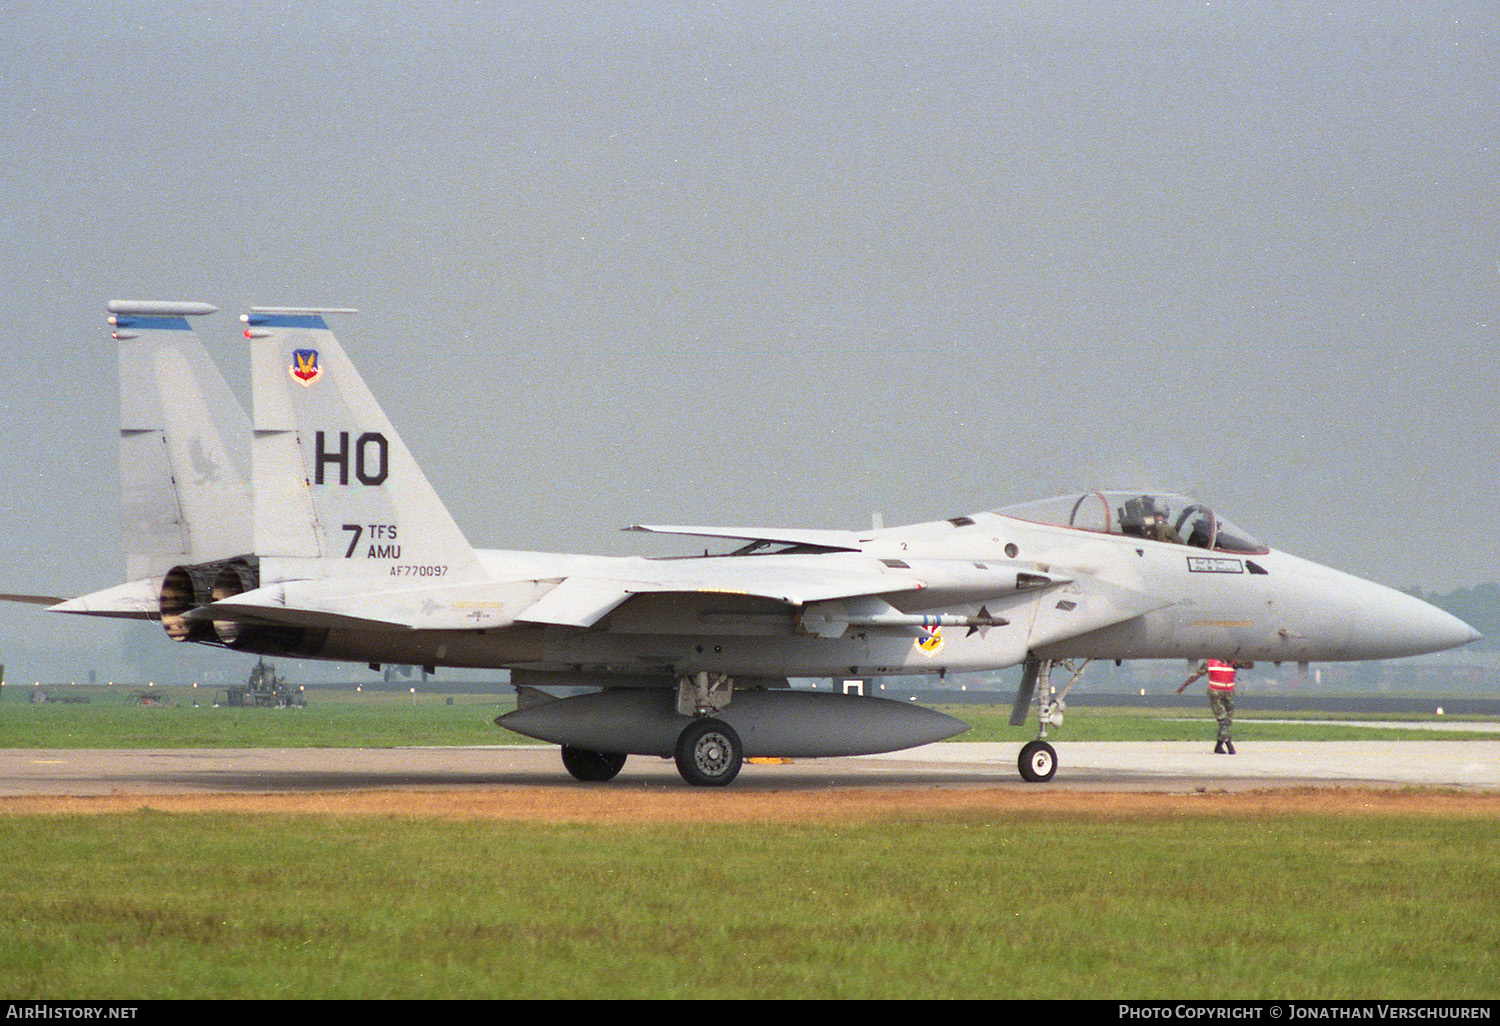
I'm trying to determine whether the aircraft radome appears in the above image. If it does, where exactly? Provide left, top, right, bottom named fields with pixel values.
left=6, top=302, right=1481, bottom=786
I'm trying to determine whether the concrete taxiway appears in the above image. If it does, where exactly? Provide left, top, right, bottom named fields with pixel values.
left=0, top=734, right=1496, bottom=797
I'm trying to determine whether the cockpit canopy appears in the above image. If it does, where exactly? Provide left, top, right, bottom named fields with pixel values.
left=996, top=491, right=1267, bottom=554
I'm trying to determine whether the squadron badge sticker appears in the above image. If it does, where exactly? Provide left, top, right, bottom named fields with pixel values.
left=917, top=625, right=944, bottom=656
left=290, top=349, right=323, bottom=386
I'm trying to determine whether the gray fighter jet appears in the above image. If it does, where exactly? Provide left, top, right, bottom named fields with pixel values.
left=25, top=303, right=1482, bottom=786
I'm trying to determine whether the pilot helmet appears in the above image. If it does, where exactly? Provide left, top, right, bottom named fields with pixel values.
left=1120, top=494, right=1166, bottom=530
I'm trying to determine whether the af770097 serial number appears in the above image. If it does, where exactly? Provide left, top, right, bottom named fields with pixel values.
left=390, top=565, right=448, bottom=577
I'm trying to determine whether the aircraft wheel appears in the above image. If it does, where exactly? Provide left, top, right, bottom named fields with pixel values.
left=561, top=745, right=627, bottom=782
left=674, top=718, right=743, bottom=787
left=1018, top=739, right=1057, bottom=783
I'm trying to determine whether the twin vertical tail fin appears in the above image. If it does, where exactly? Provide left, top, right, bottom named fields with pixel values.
left=114, top=301, right=252, bottom=578
left=50, top=302, right=483, bottom=651
left=51, top=301, right=251, bottom=623
left=245, top=307, right=481, bottom=587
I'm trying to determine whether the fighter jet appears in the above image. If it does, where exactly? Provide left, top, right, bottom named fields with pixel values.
left=18, top=302, right=1481, bottom=786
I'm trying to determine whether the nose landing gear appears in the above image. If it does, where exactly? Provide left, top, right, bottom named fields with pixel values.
left=1010, top=655, right=1090, bottom=783
left=1017, top=738, right=1057, bottom=783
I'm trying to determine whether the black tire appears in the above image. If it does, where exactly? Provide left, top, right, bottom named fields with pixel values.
left=1017, top=739, right=1057, bottom=783
left=561, top=745, right=627, bottom=782
left=674, top=718, right=743, bottom=787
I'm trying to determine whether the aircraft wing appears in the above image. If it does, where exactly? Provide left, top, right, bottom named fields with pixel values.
left=513, top=577, right=636, bottom=628
left=626, top=524, right=868, bottom=552
left=510, top=560, right=1163, bottom=644
left=513, top=560, right=928, bottom=628
left=191, top=560, right=930, bottom=634
left=187, top=545, right=1095, bottom=636
left=100, top=547, right=1164, bottom=646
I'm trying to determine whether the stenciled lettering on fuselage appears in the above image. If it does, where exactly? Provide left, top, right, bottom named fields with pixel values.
left=340, top=523, right=399, bottom=560
left=1186, top=556, right=1244, bottom=574
left=313, top=430, right=389, bottom=486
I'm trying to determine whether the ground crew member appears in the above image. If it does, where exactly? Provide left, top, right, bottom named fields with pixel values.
left=1179, top=658, right=1238, bottom=754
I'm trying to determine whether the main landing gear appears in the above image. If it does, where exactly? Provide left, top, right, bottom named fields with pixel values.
left=673, top=717, right=743, bottom=787
left=557, top=672, right=745, bottom=787
left=1009, top=655, right=1091, bottom=783
left=673, top=671, right=742, bottom=787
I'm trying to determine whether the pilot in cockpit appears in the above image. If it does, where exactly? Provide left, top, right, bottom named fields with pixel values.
left=1118, top=495, right=1183, bottom=544
left=1184, top=516, right=1214, bottom=549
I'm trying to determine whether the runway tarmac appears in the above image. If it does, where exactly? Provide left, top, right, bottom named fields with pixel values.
left=1, top=733, right=1497, bottom=797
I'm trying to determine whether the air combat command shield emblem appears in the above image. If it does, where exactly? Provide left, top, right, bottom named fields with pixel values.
left=290, top=348, right=323, bottom=386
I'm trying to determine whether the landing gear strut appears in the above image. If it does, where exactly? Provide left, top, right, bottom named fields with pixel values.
left=1010, top=655, right=1090, bottom=783
left=672, top=672, right=744, bottom=787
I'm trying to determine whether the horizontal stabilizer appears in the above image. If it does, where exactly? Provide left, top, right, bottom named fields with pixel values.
left=44, top=579, right=163, bottom=619
left=1, top=593, right=69, bottom=608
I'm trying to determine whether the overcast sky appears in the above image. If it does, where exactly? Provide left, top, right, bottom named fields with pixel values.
left=0, top=2, right=1494, bottom=682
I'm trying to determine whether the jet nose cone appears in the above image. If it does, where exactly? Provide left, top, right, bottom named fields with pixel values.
left=1264, top=551, right=1482, bottom=661
left=1449, top=619, right=1483, bottom=648
left=1375, top=593, right=1482, bottom=658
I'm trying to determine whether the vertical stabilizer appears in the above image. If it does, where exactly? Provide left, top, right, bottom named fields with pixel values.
left=109, top=300, right=251, bottom=581
left=246, top=308, right=480, bottom=584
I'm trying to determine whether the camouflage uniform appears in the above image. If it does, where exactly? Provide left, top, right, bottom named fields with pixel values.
left=1209, top=686, right=1235, bottom=744
left=1181, top=659, right=1238, bottom=754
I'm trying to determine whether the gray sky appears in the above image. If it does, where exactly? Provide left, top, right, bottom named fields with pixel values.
left=0, top=2, right=1495, bottom=682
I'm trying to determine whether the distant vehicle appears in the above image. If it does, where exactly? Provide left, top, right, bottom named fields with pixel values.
left=6, top=302, right=1480, bottom=785
left=220, top=658, right=305, bottom=709
left=29, top=689, right=89, bottom=705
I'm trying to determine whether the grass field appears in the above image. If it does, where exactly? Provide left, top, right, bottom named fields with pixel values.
left=1, top=808, right=1497, bottom=999
left=0, top=687, right=512, bottom=748
left=2, top=685, right=1496, bottom=748
left=2, top=688, right=1496, bottom=999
